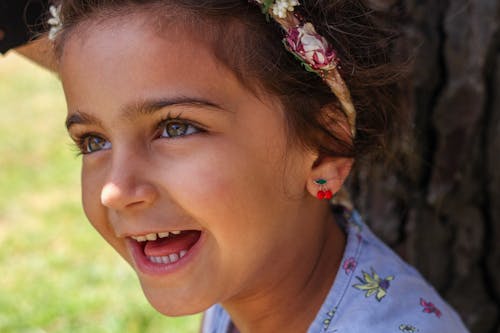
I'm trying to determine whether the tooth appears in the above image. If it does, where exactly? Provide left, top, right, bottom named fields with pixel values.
left=158, top=232, right=170, bottom=238
left=161, top=256, right=170, bottom=264
left=146, top=233, right=157, bottom=241
left=169, top=253, right=179, bottom=263
left=179, top=250, right=187, bottom=258
left=134, top=235, right=147, bottom=242
left=171, top=230, right=181, bottom=235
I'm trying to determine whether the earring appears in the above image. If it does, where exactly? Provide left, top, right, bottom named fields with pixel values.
left=314, top=179, right=333, bottom=200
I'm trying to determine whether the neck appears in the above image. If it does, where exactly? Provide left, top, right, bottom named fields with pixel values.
left=222, top=203, right=346, bottom=333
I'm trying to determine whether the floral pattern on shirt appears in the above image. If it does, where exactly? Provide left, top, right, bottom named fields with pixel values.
left=420, top=298, right=442, bottom=318
left=342, top=257, right=357, bottom=275
left=399, top=324, right=419, bottom=332
left=322, top=307, right=337, bottom=330
left=353, top=268, right=394, bottom=302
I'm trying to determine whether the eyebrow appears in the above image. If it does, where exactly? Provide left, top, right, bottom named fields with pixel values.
left=65, top=97, right=227, bottom=130
left=65, top=112, right=102, bottom=131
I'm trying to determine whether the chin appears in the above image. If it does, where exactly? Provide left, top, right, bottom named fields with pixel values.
left=140, top=282, right=210, bottom=317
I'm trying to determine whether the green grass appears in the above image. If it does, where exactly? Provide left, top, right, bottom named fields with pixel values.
left=0, top=54, right=201, bottom=333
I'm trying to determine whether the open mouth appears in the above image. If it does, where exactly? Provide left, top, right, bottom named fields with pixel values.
left=128, top=230, right=202, bottom=271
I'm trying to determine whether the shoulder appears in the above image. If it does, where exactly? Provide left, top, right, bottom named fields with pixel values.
left=320, top=210, right=470, bottom=333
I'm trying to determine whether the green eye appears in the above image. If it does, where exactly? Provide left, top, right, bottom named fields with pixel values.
left=81, top=135, right=111, bottom=154
left=161, top=120, right=198, bottom=138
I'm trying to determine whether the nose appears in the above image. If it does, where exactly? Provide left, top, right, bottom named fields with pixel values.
left=100, top=158, right=159, bottom=211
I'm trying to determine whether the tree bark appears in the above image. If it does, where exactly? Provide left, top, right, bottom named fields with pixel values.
left=351, top=1, right=500, bottom=332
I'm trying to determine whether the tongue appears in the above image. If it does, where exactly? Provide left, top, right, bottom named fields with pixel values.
left=144, top=231, right=201, bottom=257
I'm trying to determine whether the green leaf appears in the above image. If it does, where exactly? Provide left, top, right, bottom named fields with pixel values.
left=262, top=0, right=274, bottom=12
left=366, top=289, right=377, bottom=297
left=353, top=284, right=374, bottom=291
left=376, top=289, right=387, bottom=301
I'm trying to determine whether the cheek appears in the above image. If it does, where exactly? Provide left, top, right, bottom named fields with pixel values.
left=162, top=137, right=289, bottom=231
left=81, top=164, right=109, bottom=234
left=80, top=164, right=130, bottom=260
left=81, top=167, right=99, bottom=223
left=163, top=146, right=252, bottom=216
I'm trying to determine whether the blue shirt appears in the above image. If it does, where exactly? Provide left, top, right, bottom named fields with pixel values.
left=202, top=208, right=469, bottom=333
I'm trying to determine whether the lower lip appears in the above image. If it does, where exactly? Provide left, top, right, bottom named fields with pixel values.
left=126, top=231, right=205, bottom=276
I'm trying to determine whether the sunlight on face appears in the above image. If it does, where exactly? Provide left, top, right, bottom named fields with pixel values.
left=59, top=13, right=318, bottom=315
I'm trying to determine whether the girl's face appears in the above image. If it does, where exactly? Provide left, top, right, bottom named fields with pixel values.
left=60, top=15, right=319, bottom=315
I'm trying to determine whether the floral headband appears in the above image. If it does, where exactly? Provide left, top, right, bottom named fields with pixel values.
left=251, top=0, right=356, bottom=136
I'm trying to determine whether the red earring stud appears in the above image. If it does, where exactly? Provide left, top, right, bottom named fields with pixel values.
left=314, top=179, right=333, bottom=200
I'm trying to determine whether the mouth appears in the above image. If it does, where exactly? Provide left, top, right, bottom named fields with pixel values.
left=127, top=229, right=203, bottom=275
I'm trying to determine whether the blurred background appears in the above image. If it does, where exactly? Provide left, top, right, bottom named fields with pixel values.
left=0, top=54, right=200, bottom=332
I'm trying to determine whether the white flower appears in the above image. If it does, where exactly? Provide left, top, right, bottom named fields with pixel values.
left=272, top=0, right=299, bottom=19
left=47, top=4, right=62, bottom=40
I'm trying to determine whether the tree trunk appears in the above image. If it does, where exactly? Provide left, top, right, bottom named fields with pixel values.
left=351, top=1, right=500, bottom=332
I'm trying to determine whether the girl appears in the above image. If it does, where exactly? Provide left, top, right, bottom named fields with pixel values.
left=51, top=0, right=469, bottom=332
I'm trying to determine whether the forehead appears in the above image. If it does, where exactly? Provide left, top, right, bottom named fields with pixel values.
left=60, top=12, right=214, bottom=76
left=59, top=13, right=244, bottom=113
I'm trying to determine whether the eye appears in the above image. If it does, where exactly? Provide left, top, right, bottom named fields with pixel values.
left=77, top=135, right=112, bottom=154
left=160, top=119, right=199, bottom=138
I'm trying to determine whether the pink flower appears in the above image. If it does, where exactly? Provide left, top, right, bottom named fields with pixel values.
left=285, top=23, right=338, bottom=71
left=342, top=257, right=357, bottom=275
left=420, top=298, right=442, bottom=318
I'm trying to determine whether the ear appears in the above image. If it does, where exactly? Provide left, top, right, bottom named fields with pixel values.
left=306, top=156, right=353, bottom=199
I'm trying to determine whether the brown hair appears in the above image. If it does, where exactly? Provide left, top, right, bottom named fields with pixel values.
left=53, top=0, right=406, bottom=162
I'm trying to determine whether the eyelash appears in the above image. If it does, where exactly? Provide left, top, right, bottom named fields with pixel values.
left=72, top=114, right=203, bottom=156
left=72, top=132, right=111, bottom=156
left=157, top=113, right=204, bottom=139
